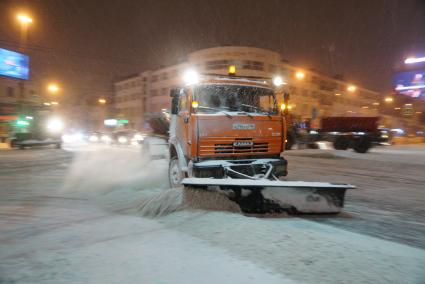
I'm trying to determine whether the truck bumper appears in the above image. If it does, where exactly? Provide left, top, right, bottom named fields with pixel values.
left=192, top=157, right=288, bottom=179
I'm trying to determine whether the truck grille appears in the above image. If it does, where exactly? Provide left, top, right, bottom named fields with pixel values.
left=199, top=137, right=281, bottom=157
left=214, top=142, right=268, bottom=154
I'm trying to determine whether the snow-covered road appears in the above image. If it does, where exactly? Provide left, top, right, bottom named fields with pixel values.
left=0, top=144, right=424, bottom=283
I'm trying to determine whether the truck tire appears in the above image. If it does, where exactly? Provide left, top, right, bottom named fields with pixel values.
left=307, top=142, right=319, bottom=149
left=285, top=132, right=296, bottom=150
left=353, top=137, right=371, bottom=153
left=9, top=139, right=17, bottom=148
left=142, top=136, right=168, bottom=160
left=333, top=137, right=349, bottom=150
left=169, top=156, right=183, bottom=188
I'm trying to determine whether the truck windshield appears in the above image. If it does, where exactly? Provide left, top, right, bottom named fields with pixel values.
left=193, top=84, right=278, bottom=115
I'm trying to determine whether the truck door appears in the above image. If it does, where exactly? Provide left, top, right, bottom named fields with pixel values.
left=176, top=88, right=190, bottom=156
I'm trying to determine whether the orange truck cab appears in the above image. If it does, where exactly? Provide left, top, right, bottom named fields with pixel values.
left=168, top=75, right=289, bottom=187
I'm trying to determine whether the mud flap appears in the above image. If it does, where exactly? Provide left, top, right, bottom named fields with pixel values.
left=181, top=178, right=354, bottom=214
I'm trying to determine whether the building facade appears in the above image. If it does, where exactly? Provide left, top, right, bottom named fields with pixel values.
left=0, top=77, right=44, bottom=141
left=114, top=46, right=381, bottom=130
left=0, top=77, right=43, bottom=106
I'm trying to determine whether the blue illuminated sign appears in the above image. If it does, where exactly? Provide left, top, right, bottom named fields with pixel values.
left=0, top=48, right=29, bottom=80
left=393, top=69, right=425, bottom=100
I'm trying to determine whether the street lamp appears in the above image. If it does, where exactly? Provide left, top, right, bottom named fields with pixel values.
left=16, top=13, right=32, bottom=48
left=384, top=97, right=393, bottom=103
left=347, top=85, right=356, bottom=92
left=98, top=98, right=106, bottom=104
left=16, top=13, right=33, bottom=104
left=47, top=83, right=60, bottom=94
left=17, top=14, right=33, bottom=24
left=404, top=56, right=425, bottom=64
left=295, top=71, right=305, bottom=80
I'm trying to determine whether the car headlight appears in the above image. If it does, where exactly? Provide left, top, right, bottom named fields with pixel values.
left=47, top=118, right=64, bottom=133
left=134, top=134, right=143, bottom=140
left=118, top=136, right=128, bottom=143
left=101, top=135, right=111, bottom=142
left=61, top=134, right=73, bottom=143
left=89, top=135, right=99, bottom=142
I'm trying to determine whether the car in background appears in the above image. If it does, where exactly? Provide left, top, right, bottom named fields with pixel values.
left=86, top=131, right=113, bottom=144
left=9, top=111, right=64, bottom=150
left=61, top=131, right=85, bottom=144
left=111, top=130, right=145, bottom=145
left=87, top=132, right=103, bottom=143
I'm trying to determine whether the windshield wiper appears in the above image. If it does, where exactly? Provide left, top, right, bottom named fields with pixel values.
left=240, top=104, right=271, bottom=118
left=236, top=111, right=254, bottom=119
left=240, top=103, right=263, bottom=112
left=197, top=106, right=233, bottom=118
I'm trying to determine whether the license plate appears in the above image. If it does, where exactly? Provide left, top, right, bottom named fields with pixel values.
left=233, top=141, right=253, bottom=147
left=233, top=123, right=255, bottom=130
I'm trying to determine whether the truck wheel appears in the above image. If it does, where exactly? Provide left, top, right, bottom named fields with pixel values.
left=333, top=137, right=349, bottom=150
left=285, top=135, right=295, bottom=150
left=169, top=156, right=183, bottom=188
left=285, top=132, right=296, bottom=150
left=9, top=139, right=17, bottom=148
left=56, top=143, right=62, bottom=149
left=308, top=142, right=319, bottom=149
left=353, top=137, right=371, bottom=153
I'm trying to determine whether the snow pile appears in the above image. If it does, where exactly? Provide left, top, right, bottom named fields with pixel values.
left=184, top=186, right=241, bottom=213
left=137, top=187, right=241, bottom=217
left=137, top=188, right=185, bottom=217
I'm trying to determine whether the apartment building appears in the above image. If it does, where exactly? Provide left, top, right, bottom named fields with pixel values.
left=114, top=46, right=380, bottom=130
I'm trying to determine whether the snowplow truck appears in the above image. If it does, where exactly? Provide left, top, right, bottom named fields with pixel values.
left=159, top=71, right=353, bottom=214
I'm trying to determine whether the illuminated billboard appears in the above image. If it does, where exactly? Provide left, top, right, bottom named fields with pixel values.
left=0, top=48, right=29, bottom=80
left=393, top=69, right=425, bottom=100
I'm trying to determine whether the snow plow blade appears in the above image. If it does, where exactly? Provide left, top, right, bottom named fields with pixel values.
left=182, top=178, right=355, bottom=214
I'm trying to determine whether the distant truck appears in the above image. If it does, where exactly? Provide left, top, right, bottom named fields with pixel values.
left=0, top=104, right=63, bottom=149
left=286, top=116, right=389, bottom=153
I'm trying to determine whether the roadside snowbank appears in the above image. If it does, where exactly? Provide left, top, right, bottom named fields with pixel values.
left=160, top=211, right=425, bottom=284
left=0, top=213, right=294, bottom=284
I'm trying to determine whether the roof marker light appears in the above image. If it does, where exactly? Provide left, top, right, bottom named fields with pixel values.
left=273, top=76, right=285, bottom=87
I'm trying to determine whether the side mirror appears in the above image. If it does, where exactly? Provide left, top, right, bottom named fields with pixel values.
left=171, top=97, right=179, bottom=115
left=170, top=88, right=180, bottom=115
left=283, top=92, right=290, bottom=116
left=170, top=88, right=180, bottom=98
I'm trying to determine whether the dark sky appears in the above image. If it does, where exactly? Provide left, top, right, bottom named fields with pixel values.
left=1, top=0, right=424, bottom=101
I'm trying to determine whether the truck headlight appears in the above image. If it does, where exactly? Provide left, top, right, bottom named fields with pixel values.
left=47, top=118, right=64, bottom=133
